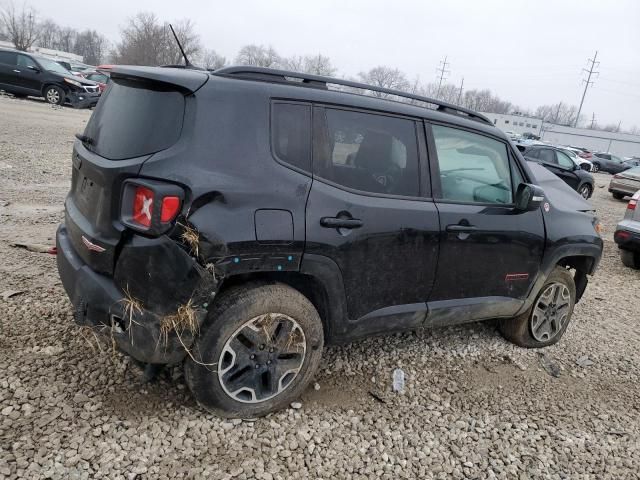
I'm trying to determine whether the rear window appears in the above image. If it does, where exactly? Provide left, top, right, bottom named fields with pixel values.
left=83, top=78, right=185, bottom=160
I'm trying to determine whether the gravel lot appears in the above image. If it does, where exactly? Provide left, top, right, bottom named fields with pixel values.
left=1, top=96, right=639, bottom=480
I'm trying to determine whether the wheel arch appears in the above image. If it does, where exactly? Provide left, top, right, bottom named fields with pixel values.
left=41, top=82, right=67, bottom=98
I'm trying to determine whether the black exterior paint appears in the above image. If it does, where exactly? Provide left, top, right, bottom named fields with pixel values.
left=56, top=66, right=604, bottom=363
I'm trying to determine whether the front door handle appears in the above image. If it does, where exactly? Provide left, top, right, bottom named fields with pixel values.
left=320, top=217, right=363, bottom=229
left=12, top=69, right=20, bottom=73
left=446, top=224, right=478, bottom=233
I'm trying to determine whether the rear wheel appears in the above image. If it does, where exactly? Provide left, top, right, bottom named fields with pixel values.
left=612, top=192, right=624, bottom=200
left=578, top=184, right=592, bottom=199
left=44, top=85, right=64, bottom=105
left=499, top=267, right=576, bottom=348
left=185, top=282, right=324, bottom=418
left=620, top=250, right=640, bottom=269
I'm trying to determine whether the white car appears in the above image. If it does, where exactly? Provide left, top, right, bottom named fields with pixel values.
left=560, top=147, right=594, bottom=172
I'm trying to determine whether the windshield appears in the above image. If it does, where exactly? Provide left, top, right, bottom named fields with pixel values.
left=563, top=149, right=578, bottom=159
left=37, top=57, right=71, bottom=75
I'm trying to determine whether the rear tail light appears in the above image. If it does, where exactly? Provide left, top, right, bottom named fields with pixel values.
left=629, top=199, right=637, bottom=211
left=615, top=230, right=631, bottom=242
left=121, top=180, right=185, bottom=234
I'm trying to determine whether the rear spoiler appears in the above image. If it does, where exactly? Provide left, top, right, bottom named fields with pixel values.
left=109, top=66, right=209, bottom=93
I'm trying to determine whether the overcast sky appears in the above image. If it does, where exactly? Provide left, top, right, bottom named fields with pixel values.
left=28, top=0, right=640, bottom=128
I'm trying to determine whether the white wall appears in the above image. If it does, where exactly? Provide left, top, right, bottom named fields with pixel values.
left=480, top=112, right=543, bottom=136
left=540, top=124, right=640, bottom=157
left=0, top=41, right=83, bottom=62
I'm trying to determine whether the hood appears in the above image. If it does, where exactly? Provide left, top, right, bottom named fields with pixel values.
left=527, top=161, right=594, bottom=212
left=49, top=70, right=99, bottom=86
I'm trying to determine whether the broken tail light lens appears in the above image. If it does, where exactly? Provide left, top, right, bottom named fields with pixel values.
left=132, top=186, right=154, bottom=227
left=121, top=180, right=185, bottom=235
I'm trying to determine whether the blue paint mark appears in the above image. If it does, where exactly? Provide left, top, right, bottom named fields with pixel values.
left=287, top=255, right=293, bottom=261
left=277, top=265, right=282, bottom=271
left=234, top=257, right=240, bottom=264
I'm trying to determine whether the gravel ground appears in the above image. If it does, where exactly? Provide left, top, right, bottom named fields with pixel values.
left=1, top=95, right=639, bottom=480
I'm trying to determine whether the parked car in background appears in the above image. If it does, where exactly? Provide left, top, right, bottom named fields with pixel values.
left=519, top=145, right=595, bottom=198
left=80, top=70, right=110, bottom=93
left=592, top=152, right=627, bottom=174
left=504, top=130, right=521, bottom=141
left=569, top=146, right=594, bottom=160
left=0, top=48, right=101, bottom=108
left=522, top=132, right=540, bottom=140
left=609, top=166, right=640, bottom=200
left=614, top=190, right=640, bottom=269
left=55, top=60, right=95, bottom=76
left=559, top=147, right=594, bottom=172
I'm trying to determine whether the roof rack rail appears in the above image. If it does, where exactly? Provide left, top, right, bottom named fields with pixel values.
left=214, top=66, right=493, bottom=126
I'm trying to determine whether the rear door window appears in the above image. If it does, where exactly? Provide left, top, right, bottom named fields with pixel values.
left=83, top=78, right=185, bottom=160
left=272, top=103, right=311, bottom=173
left=315, top=108, right=420, bottom=197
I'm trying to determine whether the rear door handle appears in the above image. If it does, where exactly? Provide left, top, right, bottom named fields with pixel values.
left=446, top=224, right=478, bottom=233
left=320, top=217, right=363, bottom=229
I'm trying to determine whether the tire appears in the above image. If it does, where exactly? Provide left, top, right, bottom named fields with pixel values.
left=620, top=250, right=640, bottom=269
left=185, top=282, right=324, bottom=418
left=499, top=267, right=576, bottom=348
left=612, top=192, right=624, bottom=200
left=43, top=85, right=64, bottom=105
left=578, top=184, right=592, bottom=199
left=592, top=162, right=600, bottom=173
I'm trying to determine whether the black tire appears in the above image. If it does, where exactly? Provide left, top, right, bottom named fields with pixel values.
left=620, top=250, right=640, bottom=269
left=43, top=85, right=64, bottom=105
left=612, top=193, right=625, bottom=200
left=499, top=267, right=576, bottom=348
left=578, top=184, right=592, bottom=199
left=592, top=162, right=600, bottom=172
left=185, top=282, right=324, bottom=418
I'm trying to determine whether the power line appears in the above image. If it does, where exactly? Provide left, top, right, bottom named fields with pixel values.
left=575, top=50, right=599, bottom=127
left=435, top=55, right=450, bottom=99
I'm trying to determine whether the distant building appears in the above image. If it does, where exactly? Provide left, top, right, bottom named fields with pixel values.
left=480, top=112, right=543, bottom=136
left=0, top=40, right=83, bottom=63
left=480, top=111, right=640, bottom=157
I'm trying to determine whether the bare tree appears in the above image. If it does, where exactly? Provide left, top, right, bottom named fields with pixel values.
left=303, top=54, right=335, bottom=76
left=0, top=1, right=38, bottom=51
left=36, top=18, right=58, bottom=48
left=112, top=13, right=201, bottom=66
left=235, top=44, right=281, bottom=68
left=535, top=102, right=579, bottom=126
left=357, top=66, right=409, bottom=98
left=74, top=30, right=108, bottom=65
left=200, top=48, right=226, bottom=70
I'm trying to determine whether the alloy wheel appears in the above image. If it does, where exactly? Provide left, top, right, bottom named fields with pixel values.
left=530, top=282, right=571, bottom=342
left=46, top=88, right=60, bottom=104
left=218, top=313, right=306, bottom=403
left=579, top=185, right=591, bottom=199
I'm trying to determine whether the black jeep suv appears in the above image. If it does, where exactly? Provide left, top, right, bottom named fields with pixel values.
left=56, top=66, right=603, bottom=417
left=0, top=48, right=100, bottom=108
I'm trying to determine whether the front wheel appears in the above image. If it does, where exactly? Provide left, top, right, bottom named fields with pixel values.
left=592, top=162, right=600, bottom=173
left=185, top=282, right=324, bottom=418
left=499, top=267, right=576, bottom=348
left=44, top=85, right=65, bottom=105
left=578, top=184, right=592, bottom=199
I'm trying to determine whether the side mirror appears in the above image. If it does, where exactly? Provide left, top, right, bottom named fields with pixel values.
left=515, top=183, right=545, bottom=212
left=27, top=65, right=40, bottom=73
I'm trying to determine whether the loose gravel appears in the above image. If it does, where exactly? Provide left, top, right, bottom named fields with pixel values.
left=1, top=96, right=639, bottom=479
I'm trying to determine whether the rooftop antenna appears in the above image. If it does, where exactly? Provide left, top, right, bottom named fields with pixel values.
left=168, top=23, right=190, bottom=67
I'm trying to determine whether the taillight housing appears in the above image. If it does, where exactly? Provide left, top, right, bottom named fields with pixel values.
left=628, top=190, right=640, bottom=211
left=121, top=179, right=185, bottom=235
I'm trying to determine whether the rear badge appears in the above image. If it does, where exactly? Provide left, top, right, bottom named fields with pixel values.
left=81, top=235, right=106, bottom=253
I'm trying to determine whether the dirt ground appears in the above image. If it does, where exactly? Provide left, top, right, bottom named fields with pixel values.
left=0, top=96, right=639, bottom=480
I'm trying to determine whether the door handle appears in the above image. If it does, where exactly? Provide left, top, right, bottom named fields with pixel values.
left=320, top=217, right=363, bottom=229
left=446, top=224, right=478, bottom=233
left=12, top=69, right=20, bottom=73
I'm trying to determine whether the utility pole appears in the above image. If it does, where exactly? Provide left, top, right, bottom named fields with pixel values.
left=589, top=112, right=596, bottom=129
left=575, top=50, right=600, bottom=127
left=435, top=55, right=450, bottom=99
left=457, top=77, right=464, bottom=105
left=616, top=120, right=622, bottom=133
left=554, top=102, right=562, bottom=124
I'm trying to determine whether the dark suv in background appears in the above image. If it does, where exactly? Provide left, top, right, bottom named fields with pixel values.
left=0, top=48, right=100, bottom=108
left=519, top=144, right=595, bottom=199
left=56, top=66, right=603, bottom=417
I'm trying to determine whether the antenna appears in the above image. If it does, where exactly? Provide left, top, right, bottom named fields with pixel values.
left=168, top=23, right=190, bottom=67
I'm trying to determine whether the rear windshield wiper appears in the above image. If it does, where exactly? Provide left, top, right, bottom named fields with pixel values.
left=75, top=133, right=94, bottom=146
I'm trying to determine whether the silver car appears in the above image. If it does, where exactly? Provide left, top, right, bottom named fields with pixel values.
left=614, top=189, right=640, bottom=268
left=609, top=166, right=640, bottom=200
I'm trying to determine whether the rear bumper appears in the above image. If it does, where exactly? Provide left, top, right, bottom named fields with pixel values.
left=56, top=224, right=209, bottom=364
left=615, top=221, right=640, bottom=252
left=608, top=180, right=640, bottom=197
